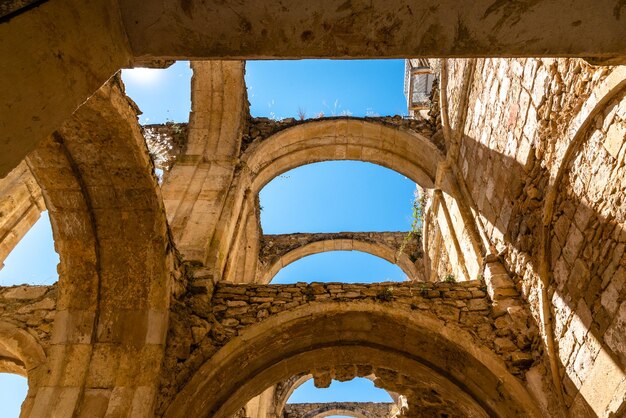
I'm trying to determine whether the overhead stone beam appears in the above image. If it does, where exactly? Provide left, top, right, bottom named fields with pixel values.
left=1, top=0, right=625, bottom=179
left=118, top=0, right=626, bottom=61
left=0, top=0, right=131, bottom=178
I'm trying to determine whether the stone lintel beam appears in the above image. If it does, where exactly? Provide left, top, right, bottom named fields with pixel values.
left=119, top=0, right=626, bottom=61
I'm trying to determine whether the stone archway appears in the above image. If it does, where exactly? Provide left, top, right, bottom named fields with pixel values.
left=0, top=320, right=47, bottom=415
left=300, top=405, right=370, bottom=418
left=0, top=320, right=46, bottom=377
left=258, top=234, right=422, bottom=284
left=163, top=302, right=541, bottom=418
left=271, top=373, right=402, bottom=417
left=218, top=119, right=443, bottom=283
left=243, top=118, right=443, bottom=191
left=24, top=78, right=173, bottom=418
left=302, top=408, right=366, bottom=418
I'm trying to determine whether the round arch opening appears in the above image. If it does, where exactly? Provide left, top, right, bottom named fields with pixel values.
left=243, top=118, right=443, bottom=193
left=268, top=251, right=411, bottom=284
left=259, top=160, right=418, bottom=234
left=164, top=304, right=540, bottom=418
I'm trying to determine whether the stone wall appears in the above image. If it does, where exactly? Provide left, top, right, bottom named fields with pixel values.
left=448, top=58, right=626, bottom=416
left=549, top=86, right=626, bottom=414
left=158, top=278, right=535, bottom=413
left=282, top=401, right=394, bottom=418
left=0, top=284, right=55, bottom=375
left=0, top=285, right=56, bottom=346
left=457, top=59, right=609, bottom=256
left=210, top=281, right=493, bottom=345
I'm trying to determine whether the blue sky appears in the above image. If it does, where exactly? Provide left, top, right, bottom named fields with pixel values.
left=0, top=59, right=411, bottom=414
left=0, top=212, right=58, bottom=286
left=288, top=378, right=393, bottom=403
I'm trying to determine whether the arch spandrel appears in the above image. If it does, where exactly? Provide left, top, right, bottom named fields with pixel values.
left=163, top=302, right=541, bottom=418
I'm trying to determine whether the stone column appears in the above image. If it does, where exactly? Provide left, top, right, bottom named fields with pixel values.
left=25, top=79, right=172, bottom=418
left=161, top=61, right=247, bottom=270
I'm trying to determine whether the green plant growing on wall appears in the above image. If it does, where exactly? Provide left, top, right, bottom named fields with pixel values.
left=418, top=282, right=429, bottom=297
left=477, top=274, right=488, bottom=292
left=376, top=286, right=394, bottom=302
left=397, top=187, right=426, bottom=259
left=443, top=274, right=456, bottom=283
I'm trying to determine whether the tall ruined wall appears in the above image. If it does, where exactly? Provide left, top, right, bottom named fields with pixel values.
left=549, top=86, right=626, bottom=414
left=447, top=58, right=626, bottom=416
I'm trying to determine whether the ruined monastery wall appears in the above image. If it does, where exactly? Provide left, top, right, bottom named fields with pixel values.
left=451, top=58, right=626, bottom=416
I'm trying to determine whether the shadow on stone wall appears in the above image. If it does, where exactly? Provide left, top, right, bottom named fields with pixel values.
left=460, top=118, right=626, bottom=415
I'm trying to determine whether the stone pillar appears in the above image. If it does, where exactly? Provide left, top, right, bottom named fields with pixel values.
left=0, top=161, right=45, bottom=270
left=25, top=79, right=172, bottom=418
left=161, top=61, right=247, bottom=270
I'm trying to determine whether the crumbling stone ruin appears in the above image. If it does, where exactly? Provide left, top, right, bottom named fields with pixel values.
left=1, top=2, right=626, bottom=417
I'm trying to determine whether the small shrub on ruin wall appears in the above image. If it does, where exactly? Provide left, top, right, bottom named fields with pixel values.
left=376, top=287, right=394, bottom=302
left=443, top=274, right=456, bottom=283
